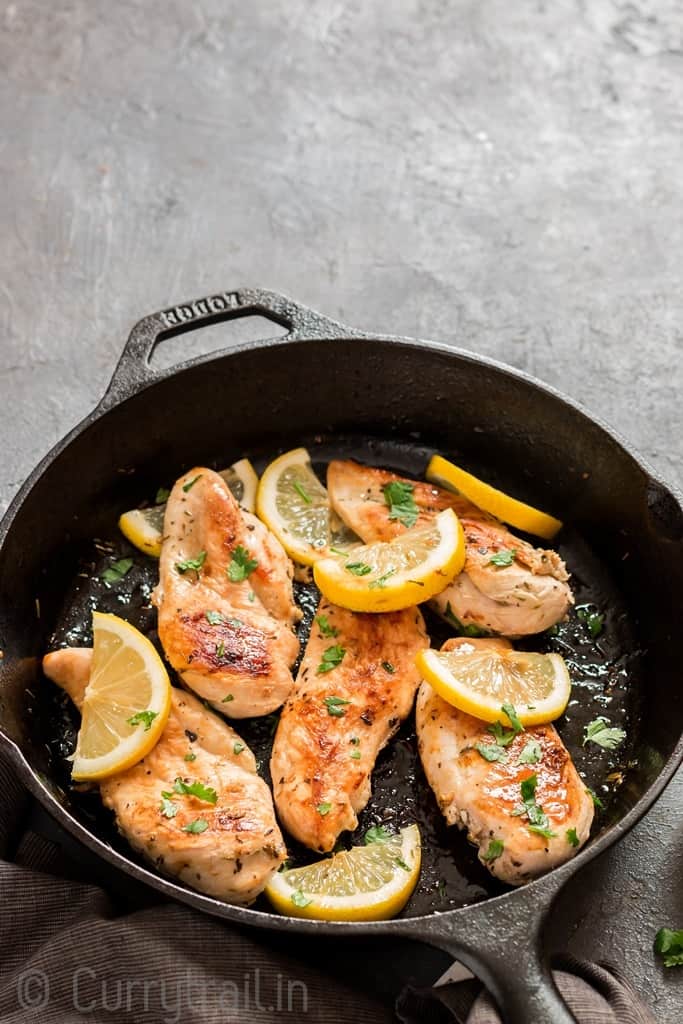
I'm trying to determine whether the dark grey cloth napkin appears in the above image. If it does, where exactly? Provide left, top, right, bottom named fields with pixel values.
left=0, top=751, right=658, bottom=1023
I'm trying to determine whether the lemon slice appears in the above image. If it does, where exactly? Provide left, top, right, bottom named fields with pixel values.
left=256, top=447, right=359, bottom=565
left=265, top=825, right=421, bottom=921
left=417, top=644, right=571, bottom=726
left=426, top=454, right=562, bottom=540
left=72, top=612, right=172, bottom=780
left=313, top=508, right=465, bottom=613
left=219, top=458, right=259, bottom=512
left=119, top=458, right=259, bottom=558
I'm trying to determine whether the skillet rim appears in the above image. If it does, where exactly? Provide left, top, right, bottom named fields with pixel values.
left=0, top=328, right=681, bottom=936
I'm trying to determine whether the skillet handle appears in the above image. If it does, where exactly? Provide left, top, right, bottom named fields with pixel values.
left=100, top=287, right=361, bottom=409
left=397, top=871, right=577, bottom=1024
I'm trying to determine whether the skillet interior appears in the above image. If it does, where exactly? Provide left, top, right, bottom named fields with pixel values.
left=0, top=336, right=681, bottom=919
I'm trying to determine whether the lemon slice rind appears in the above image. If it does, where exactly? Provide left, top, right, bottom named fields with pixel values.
left=256, top=447, right=359, bottom=566
left=72, top=612, right=171, bottom=781
left=417, top=646, right=571, bottom=726
left=264, top=825, right=421, bottom=921
left=313, top=509, right=465, bottom=613
left=426, top=453, right=562, bottom=541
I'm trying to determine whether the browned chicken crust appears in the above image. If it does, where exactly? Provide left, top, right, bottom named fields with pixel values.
left=271, top=599, right=428, bottom=852
left=43, top=647, right=286, bottom=903
left=327, top=460, right=573, bottom=637
left=153, top=468, right=300, bottom=717
left=415, top=637, right=593, bottom=885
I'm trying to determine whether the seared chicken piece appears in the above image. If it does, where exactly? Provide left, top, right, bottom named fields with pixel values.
left=327, top=460, right=572, bottom=637
left=416, top=637, right=593, bottom=885
left=271, top=599, right=428, bottom=852
left=43, top=647, right=286, bottom=903
left=152, top=468, right=300, bottom=717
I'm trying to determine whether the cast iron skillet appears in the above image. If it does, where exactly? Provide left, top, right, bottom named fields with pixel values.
left=1, top=288, right=682, bottom=1024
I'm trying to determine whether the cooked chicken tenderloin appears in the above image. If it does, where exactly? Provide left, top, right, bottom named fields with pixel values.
left=152, top=468, right=299, bottom=717
left=43, top=647, right=287, bottom=903
left=271, top=599, right=428, bottom=852
left=415, top=637, right=593, bottom=885
left=326, top=460, right=572, bottom=637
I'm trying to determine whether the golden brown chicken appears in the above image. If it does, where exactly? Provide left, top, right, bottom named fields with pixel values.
left=271, top=598, right=428, bottom=852
left=326, top=460, right=572, bottom=637
left=152, top=468, right=300, bottom=717
left=43, top=647, right=286, bottom=903
left=415, top=637, right=593, bottom=885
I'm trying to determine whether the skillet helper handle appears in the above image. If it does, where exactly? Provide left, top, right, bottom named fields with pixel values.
left=100, top=287, right=359, bottom=409
left=409, top=871, right=577, bottom=1024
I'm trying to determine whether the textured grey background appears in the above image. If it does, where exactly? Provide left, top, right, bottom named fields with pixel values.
left=1, top=0, right=682, bottom=1019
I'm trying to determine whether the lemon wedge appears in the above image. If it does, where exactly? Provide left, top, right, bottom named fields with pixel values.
left=417, top=644, right=571, bottom=726
left=313, top=508, right=465, bottom=613
left=256, top=447, right=358, bottom=565
left=71, top=612, right=172, bottom=780
left=265, top=825, right=421, bottom=921
left=119, top=458, right=259, bottom=558
left=426, top=454, right=562, bottom=540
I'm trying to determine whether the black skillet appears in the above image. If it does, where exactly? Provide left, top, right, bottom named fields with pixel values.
left=1, top=288, right=682, bottom=1024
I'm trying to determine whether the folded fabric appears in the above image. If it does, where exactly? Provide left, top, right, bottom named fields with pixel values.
left=395, top=954, right=657, bottom=1024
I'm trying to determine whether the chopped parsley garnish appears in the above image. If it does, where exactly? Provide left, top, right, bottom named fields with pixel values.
left=382, top=480, right=419, bottom=529
left=155, top=486, right=170, bottom=505
left=487, top=705, right=524, bottom=747
left=474, top=742, right=508, bottom=763
left=159, top=794, right=178, bottom=818
left=369, top=569, right=396, bottom=590
left=382, top=661, right=396, bottom=674
left=316, top=802, right=332, bottom=816
left=205, top=610, right=223, bottom=625
left=482, top=838, right=504, bottom=862
left=316, top=614, right=339, bottom=638
left=501, top=703, right=524, bottom=733
left=583, top=717, right=626, bottom=750
left=364, top=825, right=392, bottom=845
left=291, top=889, right=313, bottom=908
left=175, top=551, right=207, bottom=575
left=520, top=774, right=538, bottom=804
left=126, top=710, right=158, bottom=732
left=323, top=695, right=351, bottom=717
left=577, top=606, right=605, bottom=639
left=292, top=481, right=312, bottom=504
left=101, top=558, right=134, bottom=585
left=222, top=693, right=234, bottom=703
left=585, top=787, right=604, bottom=808
left=518, top=739, right=542, bottom=765
left=513, top=773, right=558, bottom=840
left=182, top=473, right=203, bottom=492
left=184, top=752, right=196, bottom=763
left=182, top=819, right=209, bottom=834
left=317, top=645, right=346, bottom=675
left=489, top=549, right=516, bottom=568
left=172, top=778, right=218, bottom=804
left=215, top=640, right=226, bottom=659
left=395, top=857, right=411, bottom=872
left=227, top=545, right=258, bottom=582
left=545, top=623, right=560, bottom=637
left=233, top=741, right=245, bottom=755
left=345, top=561, right=372, bottom=576
left=248, top=590, right=255, bottom=602
left=443, top=602, right=489, bottom=637
left=654, top=928, right=683, bottom=968
left=566, top=828, right=580, bottom=847
left=350, top=749, right=361, bottom=760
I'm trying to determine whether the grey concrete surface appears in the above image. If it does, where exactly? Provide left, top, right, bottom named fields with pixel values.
left=1, top=0, right=682, bottom=1019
